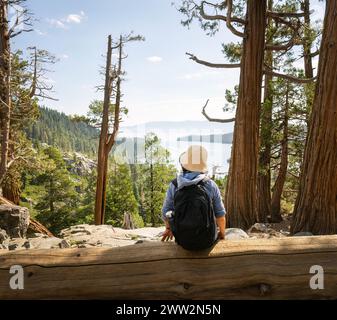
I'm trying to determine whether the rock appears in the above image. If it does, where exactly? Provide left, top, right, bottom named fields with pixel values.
left=0, top=228, right=8, bottom=243
left=23, top=241, right=31, bottom=249
left=0, top=243, right=8, bottom=250
left=8, top=243, right=19, bottom=251
left=248, top=223, right=286, bottom=238
left=248, top=223, right=270, bottom=234
left=60, top=224, right=164, bottom=248
left=59, top=239, right=71, bottom=249
left=225, top=228, right=249, bottom=240
left=63, top=152, right=96, bottom=176
left=7, top=238, right=30, bottom=251
left=27, top=237, right=71, bottom=249
left=0, top=205, right=30, bottom=238
left=293, top=232, right=314, bottom=237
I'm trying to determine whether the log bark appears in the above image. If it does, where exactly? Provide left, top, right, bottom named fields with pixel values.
left=226, top=0, right=266, bottom=229
left=1, top=236, right=337, bottom=299
left=291, top=0, right=337, bottom=235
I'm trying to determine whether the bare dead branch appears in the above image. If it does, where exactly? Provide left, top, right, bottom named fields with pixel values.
left=186, top=52, right=241, bottom=68
left=202, top=99, right=235, bottom=123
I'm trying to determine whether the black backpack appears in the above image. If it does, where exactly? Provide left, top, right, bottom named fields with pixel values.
left=170, top=178, right=217, bottom=250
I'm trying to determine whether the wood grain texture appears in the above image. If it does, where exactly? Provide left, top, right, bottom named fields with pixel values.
left=1, top=236, right=337, bottom=300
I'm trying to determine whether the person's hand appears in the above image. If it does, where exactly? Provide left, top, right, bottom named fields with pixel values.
left=161, top=228, right=174, bottom=242
left=218, top=231, right=225, bottom=240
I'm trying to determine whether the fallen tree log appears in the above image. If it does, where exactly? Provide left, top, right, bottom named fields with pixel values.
left=1, top=235, right=337, bottom=300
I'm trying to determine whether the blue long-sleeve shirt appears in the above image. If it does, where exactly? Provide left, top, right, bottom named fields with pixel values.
left=161, top=171, right=226, bottom=221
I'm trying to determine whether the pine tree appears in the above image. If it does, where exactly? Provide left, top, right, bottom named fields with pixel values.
left=34, top=147, right=79, bottom=234
left=105, top=161, right=144, bottom=228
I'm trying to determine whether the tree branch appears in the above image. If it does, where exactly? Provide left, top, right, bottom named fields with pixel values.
left=225, top=0, right=245, bottom=38
left=199, top=0, right=246, bottom=25
left=263, top=68, right=316, bottom=84
left=202, top=99, right=235, bottom=123
left=186, top=52, right=241, bottom=68
left=267, top=10, right=308, bottom=18
left=266, top=20, right=300, bottom=51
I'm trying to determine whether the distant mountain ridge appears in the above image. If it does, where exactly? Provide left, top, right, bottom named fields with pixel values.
left=26, top=108, right=234, bottom=158
left=121, top=120, right=234, bottom=135
left=177, top=133, right=233, bottom=144
left=26, top=107, right=99, bottom=156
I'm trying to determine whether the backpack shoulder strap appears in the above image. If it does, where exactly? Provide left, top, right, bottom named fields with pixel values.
left=171, top=178, right=178, bottom=188
left=197, top=176, right=210, bottom=186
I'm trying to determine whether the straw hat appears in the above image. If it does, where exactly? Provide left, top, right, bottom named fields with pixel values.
left=179, top=145, right=208, bottom=173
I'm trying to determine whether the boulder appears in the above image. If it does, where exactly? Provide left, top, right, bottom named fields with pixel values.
left=27, top=237, right=71, bottom=249
left=225, top=228, right=250, bottom=240
left=293, top=232, right=314, bottom=237
left=60, top=224, right=164, bottom=248
left=0, top=229, right=8, bottom=243
left=248, top=223, right=270, bottom=233
left=248, top=223, right=286, bottom=239
left=0, top=205, right=30, bottom=238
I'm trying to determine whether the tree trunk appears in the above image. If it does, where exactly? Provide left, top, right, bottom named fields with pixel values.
left=257, top=1, right=273, bottom=222
left=226, top=0, right=266, bottom=230
left=150, top=161, right=155, bottom=227
left=2, top=179, right=20, bottom=205
left=303, top=0, right=314, bottom=124
left=2, top=236, right=337, bottom=299
left=94, top=36, right=113, bottom=225
left=270, top=83, right=289, bottom=222
left=0, top=2, right=11, bottom=185
left=291, top=0, right=337, bottom=235
left=94, top=35, right=123, bottom=225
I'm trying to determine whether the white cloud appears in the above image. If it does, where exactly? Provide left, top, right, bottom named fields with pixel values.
left=147, top=56, right=163, bottom=63
left=47, top=18, right=67, bottom=29
left=60, top=54, right=69, bottom=59
left=47, top=11, right=86, bottom=29
left=66, top=11, right=86, bottom=24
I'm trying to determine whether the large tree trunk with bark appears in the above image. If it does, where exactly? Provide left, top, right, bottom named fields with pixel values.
left=257, top=7, right=273, bottom=222
left=0, top=2, right=11, bottom=186
left=270, top=83, right=289, bottom=222
left=291, top=0, right=337, bottom=235
left=226, top=0, right=266, bottom=229
left=302, top=0, right=315, bottom=126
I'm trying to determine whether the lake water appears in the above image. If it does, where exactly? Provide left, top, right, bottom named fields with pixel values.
left=118, top=124, right=233, bottom=175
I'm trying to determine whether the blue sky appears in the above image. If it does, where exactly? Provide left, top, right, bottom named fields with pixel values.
left=13, top=0, right=325, bottom=126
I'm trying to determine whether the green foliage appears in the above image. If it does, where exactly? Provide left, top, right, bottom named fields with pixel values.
left=86, top=99, right=128, bottom=129
left=137, top=133, right=177, bottom=226
left=30, top=147, right=80, bottom=234
left=177, top=0, right=245, bottom=36
left=222, top=42, right=242, bottom=63
left=26, top=107, right=99, bottom=156
left=105, top=161, right=144, bottom=228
